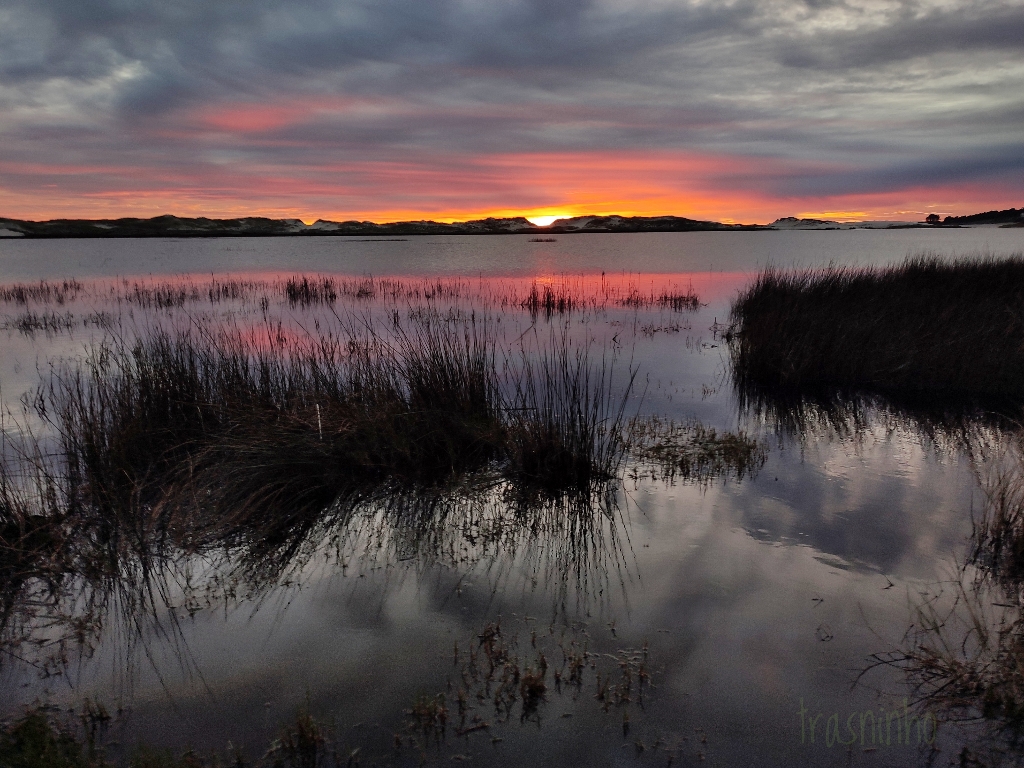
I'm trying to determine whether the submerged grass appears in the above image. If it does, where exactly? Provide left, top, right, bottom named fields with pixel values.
left=0, top=281, right=84, bottom=306
left=629, top=417, right=766, bottom=485
left=0, top=275, right=705, bottom=337
left=730, top=255, right=1024, bottom=399
left=619, top=287, right=701, bottom=312
left=0, top=709, right=103, bottom=768
left=284, top=276, right=338, bottom=305
left=0, top=705, right=336, bottom=768
left=0, top=616, right=661, bottom=767
left=520, top=280, right=701, bottom=318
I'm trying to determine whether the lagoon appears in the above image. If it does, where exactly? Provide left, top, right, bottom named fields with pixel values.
left=2, top=229, right=1024, bottom=767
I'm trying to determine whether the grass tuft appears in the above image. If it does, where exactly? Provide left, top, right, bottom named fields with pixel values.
left=729, top=255, right=1024, bottom=398
left=0, top=281, right=84, bottom=306
left=629, top=418, right=766, bottom=485
left=284, top=277, right=338, bottom=305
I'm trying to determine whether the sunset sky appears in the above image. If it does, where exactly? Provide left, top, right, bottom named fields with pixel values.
left=0, top=0, right=1021, bottom=224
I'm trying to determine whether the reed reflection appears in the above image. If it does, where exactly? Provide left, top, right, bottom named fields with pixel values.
left=733, top=339, right=1024, bottom=760
left=0, top=300, right=760, bottom=689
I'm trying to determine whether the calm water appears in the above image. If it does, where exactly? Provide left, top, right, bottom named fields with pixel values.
left=2, top=229, right=1024, bottom=767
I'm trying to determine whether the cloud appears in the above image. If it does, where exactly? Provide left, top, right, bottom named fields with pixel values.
left=773, top=1, right=1024, bottom=70
left=0, top=0, right=1021, bottom=220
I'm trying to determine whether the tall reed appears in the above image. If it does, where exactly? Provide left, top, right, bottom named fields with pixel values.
left=730, top=255, right=1024, bottom=398
left=37, top=314, right=633, bottom=533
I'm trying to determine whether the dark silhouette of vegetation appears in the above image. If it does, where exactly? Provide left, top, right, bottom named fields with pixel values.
left=942, top=208, right=1023, bottom=226
left=42, top=317, right=633, bottom=517
left=0, top=704, right=333, bottom=768
left=729, top=256, right=1024, bottom=399
left=0, top=303, right=763, bottom=678
left=0, top=213, right=767, bottom=239
left=0, top=710, right=101, bottom=768
left=629, top=417, right=765, bottom=485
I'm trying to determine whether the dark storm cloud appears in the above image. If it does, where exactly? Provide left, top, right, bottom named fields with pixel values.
left=773, top=145, right=1024, bottom=198
left=0, top=0, right=1022, bottom=216
left=2, top=0, right=747, bottom=93
left=775, top=2, right=1024, bottom=70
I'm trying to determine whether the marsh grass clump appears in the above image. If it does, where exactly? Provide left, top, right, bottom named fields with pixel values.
left=730, top=255, right=1024, bottom=398
left=265, top=707, right=329, bottom=768
left=520, top=283, right=579, bottom=317
left=204, top=278, right=264, bottom=303
left=43, top=321, right=498, bottom=531
left=119, top=279, right=267, bottom=309
left=619, top=287, right=702, bottom=312
left=2, top=311, right=77, bottom=335
left=509, top=277, right=704, bottom=317
left=629, top=418, right=766, bottom=485
left=125, top=283, right=201, bottom=309
left=36, top=315, right=634, bottom=542
left=0, top=281, right=84, bottom=306
left=2, top=311, right=117, bottom=337
left=655, top=288, right=701, bottom=312
left=0, top=709, right=101, bottom=768
left=284, top=277, right=337, bottom=305
left=502, top=340, right=634, bottom=500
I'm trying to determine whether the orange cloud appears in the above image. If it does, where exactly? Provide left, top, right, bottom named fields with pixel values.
left=200, top=104, right=315, bottom=133
left=190, top=95, right=403, bottom=134
left=1, top=150, right=1018, bottom=225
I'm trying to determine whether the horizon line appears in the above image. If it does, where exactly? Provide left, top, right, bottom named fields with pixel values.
left=1, top=210, right=957, bottom=227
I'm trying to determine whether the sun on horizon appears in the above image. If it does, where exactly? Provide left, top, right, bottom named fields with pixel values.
left=525, top=214, right=567, bottom=226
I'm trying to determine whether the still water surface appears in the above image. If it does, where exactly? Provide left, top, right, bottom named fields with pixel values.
left=2, top=229, right=1023, bottom=767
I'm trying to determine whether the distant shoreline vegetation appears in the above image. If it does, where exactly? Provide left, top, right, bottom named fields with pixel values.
left=1, top=205, right=1019, bottom=238
left=728, top=255, right=1024, bottom=401
left=0, top=213, right=767, bottom=238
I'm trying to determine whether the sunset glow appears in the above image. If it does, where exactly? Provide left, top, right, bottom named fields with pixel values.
left=0, top=1, right=1020, bottom=224
left=525, top=215, right=567, bottom=226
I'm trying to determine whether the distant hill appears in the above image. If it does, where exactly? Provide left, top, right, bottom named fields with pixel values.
left=2, top=207, right=1020, bottom=238
left=542, top=215, right=762, bottom=233
left=771, top=207, right=1024, bottom=229
left=941, top=207, right=1024, bottom=226
left=0, top=213, right=765, bottom=238
left=768, top=217, right=915, bottom=230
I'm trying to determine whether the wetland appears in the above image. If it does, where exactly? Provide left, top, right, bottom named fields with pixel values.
left=2, top=229, right=1024, bottom=767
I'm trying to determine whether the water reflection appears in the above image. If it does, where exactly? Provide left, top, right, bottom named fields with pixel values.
left=0, top=327, right=757, bottom=692
left=1, top=424, right=634, bottom=687
left=735, top=371, right=1024, bottom=761
left=0, top=266, right=780, bottom=765
left=735, top=374, right=1021, bottom=447
left=862, top=437, right=1024, bottom=764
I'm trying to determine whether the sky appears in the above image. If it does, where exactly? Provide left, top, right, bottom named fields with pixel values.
left=0, top=0, right=1022, bottom=225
